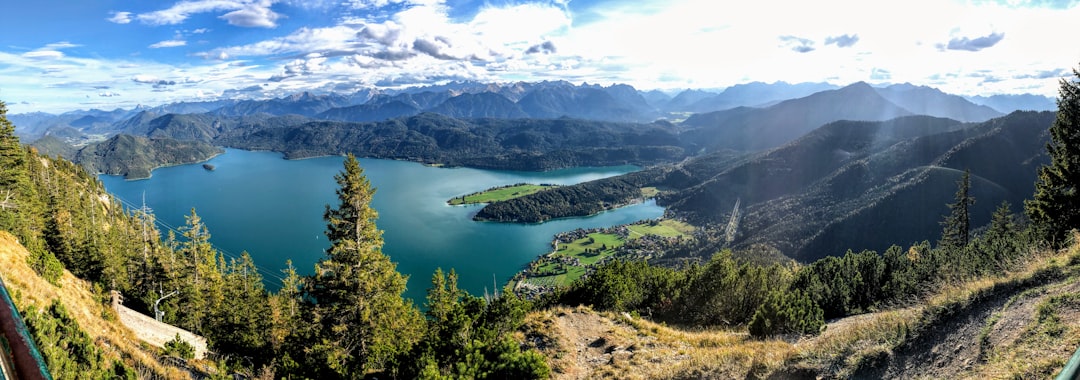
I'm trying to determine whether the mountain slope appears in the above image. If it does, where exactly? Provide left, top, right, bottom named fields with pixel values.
left=781, top=111, right=1051, bottom=260
left=0, top=232, right=183, bottom=379
left=966, top=93, right=1057, bottom=113
left=316, top=100, right=421, bottom=122
left=217, top=113, right=686, bottom=170
left=875, top=83, right=1003, bottom=122
left=74, top=134, right=223, bottom=179
left=518, top=85, right=646, bottom=122
left=681, top=82, right=915, bottom=151
left=212, top=91, right=351, bottom=117
left=665, top=111, right=1051, bottom=260
left=425, top=92, right=529, bottom=119
left=684, top=81, right=838, bottom=113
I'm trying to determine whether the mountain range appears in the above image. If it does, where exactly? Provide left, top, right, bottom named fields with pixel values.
left=11, top=80, right=1054, bottom=144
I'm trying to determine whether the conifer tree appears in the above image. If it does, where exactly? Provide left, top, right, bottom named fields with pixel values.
left=1027, top=64, right=1080, bottom=244
left=177, top=208, right=223, bottom=333
left=0, top=101, right=31, bottom=231
left=212, top=252, right=271, bottom=360
left=940, top=169, right=974, bottom=249
left=0, top=101, right=25, bottom=192
left=306, top=154, right=422, bottom=378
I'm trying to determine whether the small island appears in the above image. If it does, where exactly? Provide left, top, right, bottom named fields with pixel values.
left=202, top=163, right=216, bottom=171
left=447, top=183, right=559, bottom=205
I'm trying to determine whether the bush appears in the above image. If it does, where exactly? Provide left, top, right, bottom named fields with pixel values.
left=27, top=248, right=64, bottom=286
left=748, top=290, right=824, bottom=338
left=164, top=334, right=195, bottom=359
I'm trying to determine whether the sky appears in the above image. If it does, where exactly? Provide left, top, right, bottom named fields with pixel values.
left=1, top=0, right=1078, bottom=113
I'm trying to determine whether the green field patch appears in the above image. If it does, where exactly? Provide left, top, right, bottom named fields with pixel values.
left=527, top=263, right=587, bottom=287
left=626, top=219, right=695, bottom=239
left=556, top=233, right=624, bottom=266
left=521, top=219, right=697, bottom=289
left=447, top=183, right=558, bottom=205
left=640, top=186, right=660, bottom=198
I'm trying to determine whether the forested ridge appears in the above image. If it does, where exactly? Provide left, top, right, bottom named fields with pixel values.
left=481, top=112, right=1056, bottom=261
left=1, top=66, right=1079, bottom=378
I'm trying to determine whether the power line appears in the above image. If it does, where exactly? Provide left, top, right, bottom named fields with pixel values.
left=108, top=193, right=296, bottom=286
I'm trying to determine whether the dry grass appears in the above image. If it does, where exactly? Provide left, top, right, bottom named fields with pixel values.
left=525, top=305, right=796, bottom=379
left=528, top=244, right=1080, bottom=379
left=796, top=307, right=920, bottom=377
left=0, top=231, right=186, bottom=379
left=797, top=244, right=1080, bottom=377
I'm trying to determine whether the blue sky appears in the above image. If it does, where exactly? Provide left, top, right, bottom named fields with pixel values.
left=1, top=0, right=1078, bottom=113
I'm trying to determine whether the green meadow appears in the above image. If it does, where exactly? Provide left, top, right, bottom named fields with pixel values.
left=447, top=183, right=558, bottom=205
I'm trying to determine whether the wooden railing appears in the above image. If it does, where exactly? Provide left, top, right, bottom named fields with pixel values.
left=0, top=276, right=51, bottom=380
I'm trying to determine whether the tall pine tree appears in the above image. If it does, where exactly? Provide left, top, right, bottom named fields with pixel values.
left=940, top=169, right=974, bottom=249
left=0, top=100, right=31, bottom=231
left=1027, top=64, right=1080, bottom=245
left=305, top=154, right=422, bottom=378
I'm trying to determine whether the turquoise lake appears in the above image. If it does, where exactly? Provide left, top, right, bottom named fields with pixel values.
left=99, top=148, right=664, bottom=303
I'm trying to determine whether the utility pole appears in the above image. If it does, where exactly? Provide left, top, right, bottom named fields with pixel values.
left=154, top=287, right=179, bottom=322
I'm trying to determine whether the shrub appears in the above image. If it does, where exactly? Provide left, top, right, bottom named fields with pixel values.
left=164, top=334, right=195, bottom=359
left=748, top=290, right=824, bottom=338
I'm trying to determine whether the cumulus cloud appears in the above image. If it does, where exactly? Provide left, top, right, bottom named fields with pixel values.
left=779, top=35, right=815, bottom=53
left=941, top=32, right=1005, bottom=51
left=220, top=1, right=282, bottom=28
left=107, top=11, right=133, bottom=24
left=525, top=41, right=556, bottom=54
left=825, top=34, right=859, bottom=48
left=149, top=39, right=188, bottom=48
left=132, top=75, right=180, bottom=88
left=137, top=0, right=282, bottom=28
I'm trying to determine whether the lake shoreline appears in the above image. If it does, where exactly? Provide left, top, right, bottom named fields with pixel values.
left=99, top=148, right=665, bottom=301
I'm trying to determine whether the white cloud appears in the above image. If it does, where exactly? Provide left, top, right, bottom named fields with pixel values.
left=44, top=42, right=80, bottom=50
left=19, top=42, right=80, bottom=61
left=137, top=0, right=282, bottom=28
left=107, top=11, right=133, bottom=24
left=22, top=50, right=64, bottom=60
left=200, top=25, right=360, bottom=58
left=132, top=74, right=161, bottom=84
left=149, top=40, right=188, bottom=48
left=5, top=0, right=1080, bottom=114
left=220, top=0, right=282, bottom=28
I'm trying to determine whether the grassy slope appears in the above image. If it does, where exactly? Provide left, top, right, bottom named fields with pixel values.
left=448, top=184, right=558, bottom=205
left=525, top=241, right=1080, bottom=379
left=0, top=231, right=185, bottom=379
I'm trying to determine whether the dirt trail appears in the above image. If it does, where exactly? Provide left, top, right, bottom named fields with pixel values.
left=856, top=279, right=1080, bottom=379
